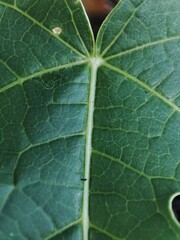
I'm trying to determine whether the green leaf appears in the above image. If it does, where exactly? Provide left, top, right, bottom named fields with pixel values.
left=0, top=0, right=180, bottom=239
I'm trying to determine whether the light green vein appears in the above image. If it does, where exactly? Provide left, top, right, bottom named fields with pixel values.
left=0, top=59, right=19, bottom=78
left=64, top=0, right=90, bottom=57
left=0, top=60, right=88, bottom=93
left=50, top=102, right=88, bottom=106
left=103, top=62, right=180, bottom=113
left=124, top=213, right=157, bottom=239
left=105, top=36, right=180, bottom=61
left=45, top=219, right=81, bottom=240
left=40, top=182, right=82, bottom=189
left=12, top=132, right=86, bottom=184
left=18, top=132, right=86, bottom=157
left=0, top=1, right=86, bottom=58
left=0, top=185, right=14, bottom=212
left=100, top=0, right=146, bottom=57
left=150, top=176, right=180, bottom=182
left=89, top=223, right=124, bottom=240
left=92, top=149, right=150, bottom=179
left=90, top=191, right=127, bottom=201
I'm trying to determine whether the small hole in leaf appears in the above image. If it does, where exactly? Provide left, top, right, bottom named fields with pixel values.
left=171, top=194, right=180, bottom=223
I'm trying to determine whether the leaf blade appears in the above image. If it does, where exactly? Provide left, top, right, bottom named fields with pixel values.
left=91, top=0, right=180, bottom=238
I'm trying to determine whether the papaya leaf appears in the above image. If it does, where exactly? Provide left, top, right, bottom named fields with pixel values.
left=0, top=0, right=180, bottom=239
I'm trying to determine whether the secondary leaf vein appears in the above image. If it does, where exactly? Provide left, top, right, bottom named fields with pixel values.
left=0, top=60, right=88, bottom=93
left=0, top=1, right=86, bottom=58
left=92, top=149, right=150, bottom=179
left=103, top=62, right=180, bottom=113
left=105, top=36, right=180, bottom=61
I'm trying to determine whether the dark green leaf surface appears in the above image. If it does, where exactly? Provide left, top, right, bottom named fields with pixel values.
left=0, top=0, right=180, bottom=239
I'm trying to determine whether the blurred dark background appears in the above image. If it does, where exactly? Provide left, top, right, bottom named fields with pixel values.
left=82, top=0, right=118, bottom=36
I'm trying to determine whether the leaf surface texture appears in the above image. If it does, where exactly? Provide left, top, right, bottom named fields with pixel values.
left=0, top=0, right=180, bottom=239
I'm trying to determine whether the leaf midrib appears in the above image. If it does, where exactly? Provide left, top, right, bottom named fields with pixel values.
left=82, top=57, right=103, bottom=240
